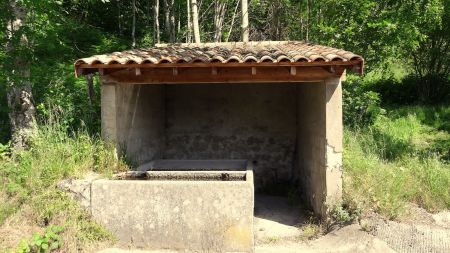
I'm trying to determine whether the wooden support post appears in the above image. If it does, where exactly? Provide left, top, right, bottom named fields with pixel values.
left=135, top=68, right=141, bottom=76
left=99, top=68, right=105, bottom=76
left=212, top=67, right=218, bottom=75
left=251, top=67, right=256, bottom=75
left=173, top=67, right=178, bottom=76
left=290, top=66, right=296, bottom=76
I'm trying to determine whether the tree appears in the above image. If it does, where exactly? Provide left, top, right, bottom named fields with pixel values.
left=241, top=0, right=249, bottom=41
left=213, top=0, right=227, bottom=42
left=186, top=0, right=192, bottom=42
left=154, top=0, right=161, bottom=44
left=132, top=0, right=137, bottom=47
left=5, top=0, right=36, bottom=151
left=191, top=0, right=200, bottom=43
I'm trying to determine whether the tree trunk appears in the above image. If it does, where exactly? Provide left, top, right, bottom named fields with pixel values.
left=225, top=0, right=240, bottom=42
left=7, top=1, right=36, bottom=151
left=186, top=0, right=192, bottom=43
left=132, top=0, right=136, bottom=47
left=306, top=0, right=311, bottom=42
left=118, top=0, right=122, bottom=35
left=241, top=0, right=249, bottom=42
left=85, top=74, right=95, bottom=106
left=191, top=0, right=201, bottom=43
left=163, top=0, right=171, bottom=41
left=154, top=0, right=160, bottom=44
left=214, top=1, right=227, bottom=42
left=169, top=0, right=176, bottom=42
left=271, top=0, right=280, bottom=40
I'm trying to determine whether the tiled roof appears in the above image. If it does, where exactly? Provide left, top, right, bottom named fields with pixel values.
left=75, top=41, right=364, bottom=75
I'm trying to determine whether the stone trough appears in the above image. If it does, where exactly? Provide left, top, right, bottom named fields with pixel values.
left=65, top=160, right=255, bottom=252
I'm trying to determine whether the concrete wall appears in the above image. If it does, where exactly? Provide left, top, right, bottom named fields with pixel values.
left=163, top=84, right=297, bottom=191
left=296, top=82, right=326, bottom=214
left=101, top=79, right=165, bottom=165
left=91, top=175, right=254, bottom=252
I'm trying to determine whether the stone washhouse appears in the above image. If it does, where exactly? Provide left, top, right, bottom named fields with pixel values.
left=74, top=41, right=364, bottom=252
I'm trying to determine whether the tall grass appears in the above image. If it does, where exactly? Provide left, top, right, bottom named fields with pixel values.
left=0, top=120, right=127, bottom=252
left=344, top=106, right=450, bottom=219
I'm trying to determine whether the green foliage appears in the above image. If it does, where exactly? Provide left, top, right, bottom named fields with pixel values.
left=368, top=75, right=450, bottom=105
left=344, top=106, right=450, bottom=218
left=343, top=76, right=385, bottom=128
left=300, top=223, right=322, bottom=241
left=330, top=204, right=360, bottom=224
left=17, top=225, right=64, bottom=253
left=0, top=114, right=123, bottom=251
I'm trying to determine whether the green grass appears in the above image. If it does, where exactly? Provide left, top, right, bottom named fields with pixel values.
left=344, top=105, right=450, bottom=219
left=0, top=121, right=127, bottom=252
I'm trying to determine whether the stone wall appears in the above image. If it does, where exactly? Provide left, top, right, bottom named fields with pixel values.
left=163, top=84, right=297, bottom=191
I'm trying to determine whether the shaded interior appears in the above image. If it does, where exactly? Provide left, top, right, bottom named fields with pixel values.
left=108, top=83, right=327, bottom=197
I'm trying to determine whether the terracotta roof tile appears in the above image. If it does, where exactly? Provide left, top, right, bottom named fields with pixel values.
left=75, top=41, right=363, bottom=73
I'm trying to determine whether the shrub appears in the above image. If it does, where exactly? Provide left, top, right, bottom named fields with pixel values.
left=369, top=74, right=450, bottom=105
left=343, top=76, right=384, bottom=128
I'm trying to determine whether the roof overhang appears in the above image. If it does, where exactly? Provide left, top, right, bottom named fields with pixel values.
left=74, top=41, right=364, bottom=83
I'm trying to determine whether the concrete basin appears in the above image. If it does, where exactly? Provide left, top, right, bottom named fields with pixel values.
left=91, top=160, right=254, bottom=252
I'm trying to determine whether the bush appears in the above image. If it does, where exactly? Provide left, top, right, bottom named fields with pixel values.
left=369, top=74, right=450, bottom=105
left=343, top=76, right=384, bottom=128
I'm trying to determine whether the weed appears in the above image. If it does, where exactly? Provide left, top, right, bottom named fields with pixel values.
left=330, top=203, right=361, bottom=224
left=0, top=119, right=121, bottom=251
left=300, top=224, right=322, bottom=241
left=360, top=222, right=375, bottom=233
left=17, top=225, right=64, bottom=253
left=263, top=237, right=280, bottom=244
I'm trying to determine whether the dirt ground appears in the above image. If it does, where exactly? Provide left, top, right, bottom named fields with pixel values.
left=97, top=195, right=450, bottom=253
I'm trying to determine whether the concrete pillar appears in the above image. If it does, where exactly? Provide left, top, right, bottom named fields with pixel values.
left=296, top=82, right=326, bottom=216
left=324, top=77, right=343, bottom=209
left=296, top=77, right=343, bottom=218
left=101, top=82, right=117, bottom=142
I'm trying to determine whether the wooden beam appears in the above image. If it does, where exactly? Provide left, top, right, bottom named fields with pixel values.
left=173, top=67, right=178, bottom=76
left=135, top=68, right=141, bottom=76
left=251, top=67, right=256, bottom=75
left=212, top=67, right=218, bottom=75
left=99, top=68, right=105, bottom=76
left=102, top=66, right=340, bottom=84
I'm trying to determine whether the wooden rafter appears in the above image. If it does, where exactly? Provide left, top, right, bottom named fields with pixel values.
left=100, top=66, right=346, bottom=84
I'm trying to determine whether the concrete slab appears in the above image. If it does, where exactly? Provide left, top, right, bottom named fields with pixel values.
left=97, top=225, right=396, bottom=253
left=368, top=218, right=450, bottom=253
left=254, top=195, right=305, bottom=241
left=256, top=224, right=396, bottom=253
